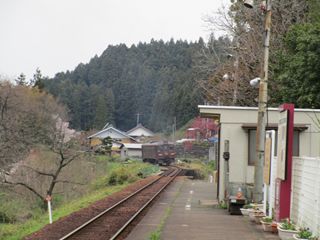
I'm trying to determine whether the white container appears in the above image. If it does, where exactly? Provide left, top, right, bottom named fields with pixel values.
left=261, top=220, right=272, bottom=232
left=248, top=210, right=261, bottom=222
left=248, top=210, right=256, bottom=222
left=293, top=234, right=309, bottom=240
left=240, top=208, right=249, bottom=216
left=277, top=225, right=299, bottom=240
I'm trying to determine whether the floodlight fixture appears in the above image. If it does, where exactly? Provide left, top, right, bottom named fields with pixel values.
left=243, top=0, right=254, bottom=8
left=223, top=73, right=230, bottom=81
left=250, top=77, right=261, bottom=87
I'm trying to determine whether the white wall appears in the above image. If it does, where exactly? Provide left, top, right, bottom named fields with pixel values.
left=127, top=149, right=142, bottom=158
left=215, top=108, right=280, bottom=200
left=291, top=157, right=320, bottom=235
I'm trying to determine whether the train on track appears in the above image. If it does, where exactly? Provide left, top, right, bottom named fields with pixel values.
left=142, top=142, right=176, bottom=165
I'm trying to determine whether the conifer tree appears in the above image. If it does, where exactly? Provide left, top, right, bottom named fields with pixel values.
left=15, top=73, right=27, bottom=86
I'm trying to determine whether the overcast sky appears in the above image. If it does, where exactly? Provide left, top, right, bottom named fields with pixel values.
left=0, top=0, right=228, bottom=80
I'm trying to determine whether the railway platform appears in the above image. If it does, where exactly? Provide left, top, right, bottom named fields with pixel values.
left=126, top=176, right=280, bottom=240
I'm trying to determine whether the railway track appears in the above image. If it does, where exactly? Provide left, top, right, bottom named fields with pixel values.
left=59, top=166, right=181, bottom=240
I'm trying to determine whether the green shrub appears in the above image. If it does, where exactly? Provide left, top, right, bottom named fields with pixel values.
left=218, top=201, right=228, bottom=209
left=0, top=211, right=13, bottom=223
left=137, top=165, right=159, bottom=178
left=149, top=230, right=161, bottom=240
left=297, top=228, right=313, bottom=239
left=207, top=160, right=215, bottom=170
left=0, top=194, right=36, bottom=224
left=108, top=173, right=118, bottom=185
left=95, top=155, right=109, bottom=161
left=262, top=217, right=273, bottom=223
left=243, top=204, right=253, bottom=209
left=279, top=219, right=296, bottom=230
left=93, top=161, right=159, bottom=188
left=107, top=167, right=137, bottom=185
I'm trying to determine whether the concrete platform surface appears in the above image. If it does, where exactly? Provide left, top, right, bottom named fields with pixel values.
left=126, top=177, right=280, bottom=240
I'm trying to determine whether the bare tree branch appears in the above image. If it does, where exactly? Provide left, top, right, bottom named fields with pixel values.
left=61, top=153, right=81, bottom=168
left=197, top=0, right=309, bottom=106
left=54, top=180, right=86, bottom=185
left=3, top=178, right=44, bottom=202
left=20, top=165, right=55, bottom=178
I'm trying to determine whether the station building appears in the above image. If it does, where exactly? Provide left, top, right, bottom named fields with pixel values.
left=198, top=105, right=320, bottom=202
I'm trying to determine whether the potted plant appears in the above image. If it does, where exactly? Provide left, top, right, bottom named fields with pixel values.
left=261, top=217, right=273, bottom=232
left=240, top=204, right=253, bottom=216
left=253, top=211, right=266, bottom=224
left=277, top=219, right=299, bottom=240
left=251, top=203, right=264, bottom=210
left=271, top=221, right=278, bottom=234
left=293, top=228, right=317, bottom=240
left=248, top=209, right=262, bottom=222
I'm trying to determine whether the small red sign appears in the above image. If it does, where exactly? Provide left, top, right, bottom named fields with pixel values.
left=45, top=195, right=52, bottom=202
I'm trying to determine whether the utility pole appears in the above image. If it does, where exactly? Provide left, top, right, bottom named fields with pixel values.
left=232, top=38, right=240, bottom=105
left=136, top=113, right=142, bottom=125
left=253, top=0, right=272, bottom=203
left=172, top=117, right=176, bottom=142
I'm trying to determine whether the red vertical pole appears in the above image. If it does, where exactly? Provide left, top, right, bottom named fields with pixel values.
left=276, top=103, right=294, bottom=221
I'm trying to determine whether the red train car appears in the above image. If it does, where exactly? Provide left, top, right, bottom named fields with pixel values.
left=142, top=142, right=176, bottom=166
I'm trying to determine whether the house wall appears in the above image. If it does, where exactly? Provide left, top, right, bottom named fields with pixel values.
left=199, top=106, right=320, bottom=201
left=127, top=149, right=142, bottom=158
left=90, top=138, right=102, bottom=147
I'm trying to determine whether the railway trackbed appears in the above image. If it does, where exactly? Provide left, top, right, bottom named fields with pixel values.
left=57, top=166, right=181, bottom=240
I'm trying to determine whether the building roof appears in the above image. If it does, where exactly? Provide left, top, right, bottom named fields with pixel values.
left=198, top=105, right=320, bottom=113
left=88, top=126, right=137, bottom=142
left=126, top=123, right=154, bottom=137
left=121, top=143, right=142, bottom=149
left=198, top=105, right=320, bottom=120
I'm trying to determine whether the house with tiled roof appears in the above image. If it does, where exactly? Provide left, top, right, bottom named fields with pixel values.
left=126, top=123, right=154, bottom=142
left=88, top=125, right=137, bottom=147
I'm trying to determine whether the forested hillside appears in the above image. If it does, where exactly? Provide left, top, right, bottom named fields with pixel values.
left=43, top=0, right=320, bottom=133
left=44, top=38, right=229, bottom=132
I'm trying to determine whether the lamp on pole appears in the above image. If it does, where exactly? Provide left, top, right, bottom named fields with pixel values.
left=244, top=0, right=272, bottom=202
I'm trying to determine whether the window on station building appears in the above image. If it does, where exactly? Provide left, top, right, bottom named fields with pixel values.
left=248, top=130, right=300, bottom=166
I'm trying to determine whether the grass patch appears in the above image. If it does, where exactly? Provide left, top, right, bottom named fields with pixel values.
left=177, top=159, right=215, bottom=180
left=92, top=160, right=159, bottom=189
left=149, top=208, right=172, bottom=240
left=0, top=184, right=126, bottom=240
left=1, top=157, right=159, bottom=240
left=217, top=201, right=228, bottom=209
left=148, top=179, right=185, bottom=240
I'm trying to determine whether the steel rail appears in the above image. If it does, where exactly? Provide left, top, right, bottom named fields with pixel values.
left=109, top=166, right=181, bottom=240
left=59, top=166, right=180, bottom=240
